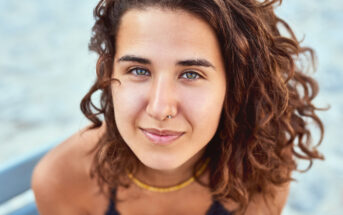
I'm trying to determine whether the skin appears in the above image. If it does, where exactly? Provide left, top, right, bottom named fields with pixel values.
left=111, top=8, right=226, bottom=187
left=31, top=7, right=290, bottom=215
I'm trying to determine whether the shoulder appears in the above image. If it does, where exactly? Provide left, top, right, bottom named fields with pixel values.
left=32, top=123, right=106, bottom=215
left=220, top=182, right=290, bottom=215
left=245, top=182, right=290, bottom=215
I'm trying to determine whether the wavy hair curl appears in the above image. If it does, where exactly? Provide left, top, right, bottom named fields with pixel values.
left=80, top=0, right=325, bottom=213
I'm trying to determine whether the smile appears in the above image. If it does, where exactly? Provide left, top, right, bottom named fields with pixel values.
left=140, top=128, right=184, bottom=145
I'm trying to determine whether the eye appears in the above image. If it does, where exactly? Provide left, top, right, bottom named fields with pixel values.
left=129, top=67, right=150, bottom=76
left=180, top=71, right=202, bottom=80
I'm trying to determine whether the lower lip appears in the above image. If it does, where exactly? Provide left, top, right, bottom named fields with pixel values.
left=141, top=129, right=183, bottom=145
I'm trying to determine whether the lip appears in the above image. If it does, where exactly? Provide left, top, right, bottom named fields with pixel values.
left=140, top=128, right=184, bottom=145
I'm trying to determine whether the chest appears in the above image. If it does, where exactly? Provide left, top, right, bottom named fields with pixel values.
left=82, top=182, right=236, bottom=215
left=116, top=196, right=212, bottom=215
left=115, top=185, right=214, bottom=215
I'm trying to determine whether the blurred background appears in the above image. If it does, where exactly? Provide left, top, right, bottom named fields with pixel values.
left=0, top=0, right=342, bottom=214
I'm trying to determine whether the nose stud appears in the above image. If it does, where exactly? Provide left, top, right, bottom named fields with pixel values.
left=166, top=115, right=173, bottom=119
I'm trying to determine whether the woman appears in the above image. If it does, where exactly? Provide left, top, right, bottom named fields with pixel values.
left=32, top=0, right=325, bottom=214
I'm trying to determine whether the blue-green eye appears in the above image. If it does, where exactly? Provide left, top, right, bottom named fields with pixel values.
left=181, top=71, right=201, bottom=80
left=129, top=68, right=150, bottom=76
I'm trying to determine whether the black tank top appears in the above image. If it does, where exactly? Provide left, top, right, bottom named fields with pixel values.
left=105, top=189, right=233, bottom=215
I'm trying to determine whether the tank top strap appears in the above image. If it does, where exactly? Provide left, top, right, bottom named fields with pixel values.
left=205, top=198, right=234, bottom=215
left=105, top=189, right=120, bottom=215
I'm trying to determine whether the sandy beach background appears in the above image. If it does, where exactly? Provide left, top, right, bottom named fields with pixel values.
left=0, top=0, right=342, bottom=214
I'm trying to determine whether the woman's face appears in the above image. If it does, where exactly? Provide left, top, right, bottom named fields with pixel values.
left=112, top=7, right=226, bottom=171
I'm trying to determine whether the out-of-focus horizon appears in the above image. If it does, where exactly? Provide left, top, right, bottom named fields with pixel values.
left=0, top=0, right=342, bottom=214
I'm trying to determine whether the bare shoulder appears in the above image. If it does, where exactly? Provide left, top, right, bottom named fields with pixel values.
left=220, top=182, right=290, bottom=215
left=32, top=123, right=107, bottom=215
left=245, top=182, right=290, bottom=215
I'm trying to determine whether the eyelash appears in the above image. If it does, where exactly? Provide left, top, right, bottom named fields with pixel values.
left=128, top=67, right=203, bottom=80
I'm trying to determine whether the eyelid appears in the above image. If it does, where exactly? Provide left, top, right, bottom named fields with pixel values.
left=127, top=67, right=151, bottom=76
left=180, top=70, right=204, bottom=80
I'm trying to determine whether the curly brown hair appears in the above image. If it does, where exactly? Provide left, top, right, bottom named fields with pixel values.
left=80, top=0, right=325, bottom=213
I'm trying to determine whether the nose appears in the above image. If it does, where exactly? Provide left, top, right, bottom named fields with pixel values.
left=146, top=76, right=178, bottom=121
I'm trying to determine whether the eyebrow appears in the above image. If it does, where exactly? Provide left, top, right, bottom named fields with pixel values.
left=117, top=55, right=216, bottom=70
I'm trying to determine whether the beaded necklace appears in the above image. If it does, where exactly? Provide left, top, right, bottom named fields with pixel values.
left=127, top=158, right=210, bottom=193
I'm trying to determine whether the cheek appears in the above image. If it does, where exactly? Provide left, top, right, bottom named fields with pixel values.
left=112, top=83, right=147, bottom=130
left=180, top=85, right=225, bottom=138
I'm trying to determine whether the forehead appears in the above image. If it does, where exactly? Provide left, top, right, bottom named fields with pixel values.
left=115, top=7, right=222, bottom=62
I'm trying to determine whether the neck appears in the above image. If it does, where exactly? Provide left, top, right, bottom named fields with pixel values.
left=135, top=151, right=207, bottom=188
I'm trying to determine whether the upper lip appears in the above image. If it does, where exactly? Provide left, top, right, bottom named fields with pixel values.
left=140, top=128, right=184, bottom=136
